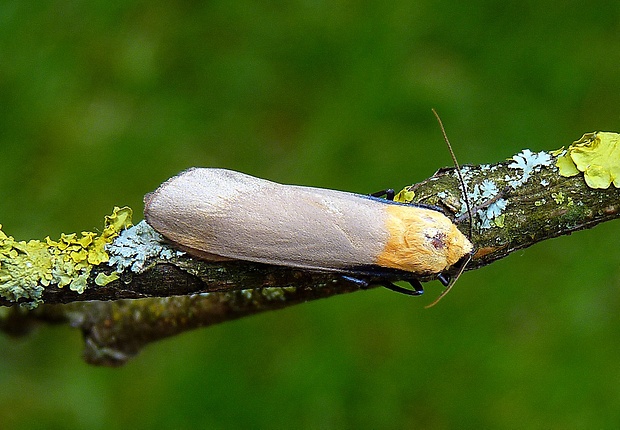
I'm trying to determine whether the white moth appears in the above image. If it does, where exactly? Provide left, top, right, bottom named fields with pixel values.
left=144, top=168, right=473, bottom=298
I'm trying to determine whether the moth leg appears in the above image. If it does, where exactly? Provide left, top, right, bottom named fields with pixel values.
left=369, top=189, right=395, bottom=201
left=380, top=280, right=424, bottom=296
left=437, top=273, right=451, bottom=287
left=341, top=275, right=370, bottom=288
left=341, top=276, right=424, bottom=296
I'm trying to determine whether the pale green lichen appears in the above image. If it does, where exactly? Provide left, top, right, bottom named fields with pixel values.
left=556, top=131, right=620, bottom=189
left=94, top=272, right=120, bottom=286
left=260, top=287, right=287, bottom=301
left=393, top=188, right=415, bottom=203
left=552, top=192, right=565, bottom=204
left=237, top=287, right=293, bottom=304
left=493, top=214, right=505, bottom=228
left=0, top=206, right=132, bottom=306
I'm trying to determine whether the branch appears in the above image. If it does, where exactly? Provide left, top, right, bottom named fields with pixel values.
left=2, top=131, right=619, bottom=365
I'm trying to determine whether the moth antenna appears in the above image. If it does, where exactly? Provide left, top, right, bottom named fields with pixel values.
left=431, top=108, right=473, bottom=239
left=425, top=254, right=471, bottom=308
left=426, top=109, right=474, bottom=308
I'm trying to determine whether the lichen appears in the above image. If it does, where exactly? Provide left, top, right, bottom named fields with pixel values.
left=477, top=179, right=498, bottom=199
left=468, top=179, right=507, bottom=229
left=508, top=149, right=553, bottom=188
left=0, top=207, right=132, bottom=307
left=477, top=197, right=507, bottom=229
left=552, top=192, right=565, bottom=204
left=236, top=287, right=292, bottom=304
left=393, top=188, right=415, bottom=203
left=492, top=213, right=505, bottom=228
left=106, top=220, right=184, bottom=273
left=95, top=272, right=120, bottom=286
left=556, top=131, right=620, bottom=189
left=260, top=287, right=287, bottom=301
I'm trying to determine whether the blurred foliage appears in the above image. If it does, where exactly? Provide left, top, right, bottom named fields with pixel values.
left=1, top=0, right=620, bottom=428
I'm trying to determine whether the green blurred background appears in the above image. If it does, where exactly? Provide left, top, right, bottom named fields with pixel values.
left=1, top=1, right=619, bottom=428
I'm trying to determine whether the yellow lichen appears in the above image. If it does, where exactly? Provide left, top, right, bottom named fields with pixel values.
left=94, top=272, right=119, bottom=287
left=393, top=188, right=415, bottom=203
left=550, top=147, right=565, bottom=156
left=556, top=132, right=620, bottom=189
left=552, top=192, right=565, bottom=204
left=492, top=214, right=505, bottom=228
left=0, top=207, right=132, bottom=306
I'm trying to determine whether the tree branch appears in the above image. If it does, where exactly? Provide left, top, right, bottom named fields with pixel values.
left=2, top=134, right=619, bottom=365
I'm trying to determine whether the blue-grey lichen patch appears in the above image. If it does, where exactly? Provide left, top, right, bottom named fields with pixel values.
left=480, top=199, right=507, bottom=228
left=508, top=150, right=553, bottom=188
left=469, top=179, right=507, bottom=229
left=395, top=150, right=553, bottom=232
left=0, top=207, right=133, bottom=307
left=106, top=220, right=184, bottom=274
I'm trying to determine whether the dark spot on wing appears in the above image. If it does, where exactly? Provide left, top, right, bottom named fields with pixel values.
left=427, top=231, right=447, bottom=250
